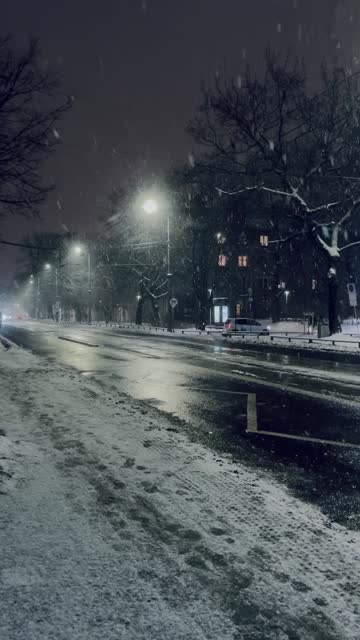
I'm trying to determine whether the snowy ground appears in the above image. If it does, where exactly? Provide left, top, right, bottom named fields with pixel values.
left=0, top=341, right=359, bottom=639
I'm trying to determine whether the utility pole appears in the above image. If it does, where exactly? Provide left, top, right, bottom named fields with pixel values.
left=167, top=215, right=173, bottom=332
left=88, top=250, right=92, bottom=324
left=36, top=275, right=40, bottom=319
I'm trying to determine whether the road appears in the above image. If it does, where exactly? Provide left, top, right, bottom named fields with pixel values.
left=3, top=320, right=360, bottom=531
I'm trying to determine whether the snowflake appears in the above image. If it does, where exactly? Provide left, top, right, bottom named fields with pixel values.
left=53, top=129, right=60, bottom=139
left=269, top=140, right=275, bottom=151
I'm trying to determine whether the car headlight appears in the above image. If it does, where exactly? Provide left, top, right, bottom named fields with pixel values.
left=266, top=325, right=271, bottom=331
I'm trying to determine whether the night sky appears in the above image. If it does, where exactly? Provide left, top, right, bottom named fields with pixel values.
left=1, top=0, right=358, bottom=285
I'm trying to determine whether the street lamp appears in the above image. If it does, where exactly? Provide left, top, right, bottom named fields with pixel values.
left=143, top=199, right=159, bottom=215
left=141, top=198, right=173, bottom=332
left=73, top=244, right=92, bottom=324
left=285, top=290, right=290, bottom=305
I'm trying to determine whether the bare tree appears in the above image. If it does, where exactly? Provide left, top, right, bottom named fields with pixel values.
left=188, top=52, right=360, bottom=333
left=0, top=37, right=71, bottom=216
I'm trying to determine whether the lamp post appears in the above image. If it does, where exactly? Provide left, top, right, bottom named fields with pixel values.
left=44, top=262, right=61, bottom=321
left=142, top=198, right=173, bottom=332
left=74, top=245, right=92, bottom=324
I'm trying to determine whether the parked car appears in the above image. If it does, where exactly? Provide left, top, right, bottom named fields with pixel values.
left=223, top=317, right=270, bottom=336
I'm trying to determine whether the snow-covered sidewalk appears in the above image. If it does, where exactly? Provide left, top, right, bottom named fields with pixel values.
left=0, top=342, right=359, bottom=639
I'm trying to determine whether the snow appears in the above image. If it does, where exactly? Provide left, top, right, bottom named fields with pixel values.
left=0, top=341, right=360, bottom=638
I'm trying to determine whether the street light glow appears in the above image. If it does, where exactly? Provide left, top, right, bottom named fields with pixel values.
left=74, top=245, right=83, bottom=255
left=142, top=198, right=158, bottom=215
left=45, top=263, right=51, bottom=270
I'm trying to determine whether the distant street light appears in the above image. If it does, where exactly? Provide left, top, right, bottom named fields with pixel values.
left=141, top=196, right=173, bottom=332
left=285, top=290, right=290, bottom=305
left=44, top=263, right=51, bottom=270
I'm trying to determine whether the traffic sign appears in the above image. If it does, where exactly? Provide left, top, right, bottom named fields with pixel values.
left=170, top=297, right=178, bottom=308
left=347, top=283, right=357, bottom=307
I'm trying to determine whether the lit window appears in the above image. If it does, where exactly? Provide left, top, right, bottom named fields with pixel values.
left=312, top=279, right=317, bottom=290
left=218, top=254, right=227, bottom=267
left=260, top=234, right=269, bottom=246
left=238, top=255, right=248, bottom=267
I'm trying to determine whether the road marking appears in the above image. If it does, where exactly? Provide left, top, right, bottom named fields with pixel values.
left=246, top=393, right=258, bottom=432
left=231, top=369, right=258, bottom=378
left=249, top=428, right=360, bottom=449
left=58, top=337, right=99, bottom=347
left=246, top=394, right=360, bottom=449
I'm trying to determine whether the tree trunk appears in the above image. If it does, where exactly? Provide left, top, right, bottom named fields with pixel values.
left=271, top=289, right=281, bottom=323
left=196, top=296, right=208, bottom=330
left=136, top=297, right=144, bottom=325
left=150, top=299, right=161, bottom=326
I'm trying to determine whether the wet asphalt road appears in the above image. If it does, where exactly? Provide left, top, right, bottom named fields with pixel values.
left=2, top=320, right=360, bottom=530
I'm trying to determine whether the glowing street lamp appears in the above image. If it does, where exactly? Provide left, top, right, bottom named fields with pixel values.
left=142, top=199, right=159, bottom=215
left=285, top=290, right=290, bottom=305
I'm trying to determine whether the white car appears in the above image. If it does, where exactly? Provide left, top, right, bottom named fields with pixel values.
left=223, top=317, right=270, bottom=336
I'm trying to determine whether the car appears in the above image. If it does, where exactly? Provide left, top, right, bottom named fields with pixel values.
left=223, top=317, right=270, bottom=336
